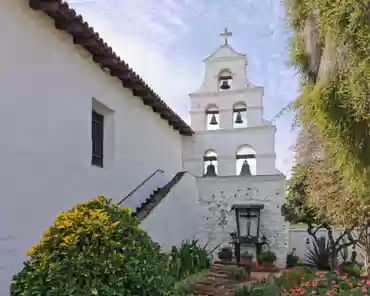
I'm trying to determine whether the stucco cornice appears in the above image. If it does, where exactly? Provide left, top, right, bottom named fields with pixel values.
left=189, top=86, right=264, bottom=98
left=183, top=153, right=277, bottom=162
left=193, top=125, right=277, bottom=135
left=204, top=44, right=246, bottom=62
left=190, top=106, right=263, bottom=113
left=196, top=174, right=285, bottom=182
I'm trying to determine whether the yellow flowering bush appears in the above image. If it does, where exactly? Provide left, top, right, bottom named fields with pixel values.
left=11, top=196, right=173, bottom=296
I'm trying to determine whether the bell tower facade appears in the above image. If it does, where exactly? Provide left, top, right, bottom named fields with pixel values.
left=183, top=31, right=280, bottom=177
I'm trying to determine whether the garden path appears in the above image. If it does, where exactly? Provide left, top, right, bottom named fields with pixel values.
left=194, top=263, right=282, bottom=296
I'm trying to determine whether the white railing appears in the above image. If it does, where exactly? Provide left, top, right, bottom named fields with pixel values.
left=119, top=170, right=168, bottom=211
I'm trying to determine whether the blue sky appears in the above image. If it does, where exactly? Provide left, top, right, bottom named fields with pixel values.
left=67, top=0, right=300, bottom=177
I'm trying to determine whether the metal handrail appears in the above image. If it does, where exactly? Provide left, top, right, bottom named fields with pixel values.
left=118, top=169, right=164, bottom=205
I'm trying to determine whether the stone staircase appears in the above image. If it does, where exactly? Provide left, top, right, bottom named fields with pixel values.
left=194, top=264, right=238, bottom=296
left=133, top=171, right=186, bottom=221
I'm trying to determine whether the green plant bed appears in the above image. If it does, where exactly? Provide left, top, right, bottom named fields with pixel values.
left=172, top=270, right=211, bottom=296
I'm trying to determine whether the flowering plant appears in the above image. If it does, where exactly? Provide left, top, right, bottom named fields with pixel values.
left=237, top=268, right=370, bottom=295
left=281, top=271, right=370, bottom=295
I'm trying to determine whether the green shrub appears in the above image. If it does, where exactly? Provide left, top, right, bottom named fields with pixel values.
left=338, top=262, right=363, bottom=278
left=169, top=239, right=211, bottom=280
left=275, top=267, right=315, bottom=290
left=258, top=250, right=276, bottom=263
left=236, top=277, right=280, bottom=296
left=10, top=196, right=173, bottom=296
left=296, top=257, right=303, bottom=266
left=218, top=246, right=233, bottom=261
left=224, top=265, right=250, bottom=282
left=172, top=270, right=210, bottom=296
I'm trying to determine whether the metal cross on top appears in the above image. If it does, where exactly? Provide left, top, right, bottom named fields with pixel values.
left=220, top=28, right=232, bottom=45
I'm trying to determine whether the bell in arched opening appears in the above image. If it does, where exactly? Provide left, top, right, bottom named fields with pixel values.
left=220, top=80, right=230, bottom=90
left=205, top=162, right=217, bottom=177
left=209, top=113, right=218, bottom=125
left=235, top=111, right=243, bottom=124
left=239, top=160, right=251, bottom=176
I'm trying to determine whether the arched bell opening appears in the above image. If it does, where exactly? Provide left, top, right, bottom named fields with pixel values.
left=218, top=69, right=233, bottom=91
left=233, top=102, right=247, bottom=128
left=206, top=104, right=220, bottom=130
left=236, top=145, right=256, bottom=176
left=204, top=150, right=218, bottom=177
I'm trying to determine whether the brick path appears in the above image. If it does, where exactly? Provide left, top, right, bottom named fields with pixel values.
left=194, top=263, right=282, bottom=296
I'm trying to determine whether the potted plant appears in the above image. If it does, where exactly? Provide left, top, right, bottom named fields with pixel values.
left=258, top=250, right=277, bottom=268
left=286, top=248, right=299, bottom=268
left=240, top=251, right=253, bottom=266
left=218, top=246, right=233, bottom=262
left=230, top=231, right=237, bottom=242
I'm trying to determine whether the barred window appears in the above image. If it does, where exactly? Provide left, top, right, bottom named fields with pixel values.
left=91, top=110, right=104, bottom=167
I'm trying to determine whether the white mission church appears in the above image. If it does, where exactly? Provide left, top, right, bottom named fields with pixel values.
left=0, top=0, right=288, bottom=293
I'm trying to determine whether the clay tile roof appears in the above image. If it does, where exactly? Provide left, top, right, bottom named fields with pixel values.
left=29, top=0, right=193, bottom=136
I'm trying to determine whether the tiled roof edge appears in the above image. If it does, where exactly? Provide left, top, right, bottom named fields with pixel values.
left=29, top=0, right=193, bottom=136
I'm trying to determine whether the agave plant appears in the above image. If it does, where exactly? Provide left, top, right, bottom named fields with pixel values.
left=304, top=236, right=331, bottom=270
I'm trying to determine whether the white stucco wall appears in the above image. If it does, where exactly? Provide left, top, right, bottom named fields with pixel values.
left=182, top=126, right=278, bottom=176
left=288, top=229, right=365, bottom=264
left=142, top=174, right=288, bottom=267
left=0, top=1, right=184, bottom=293
left=197, top=175, right=288, bottom=268
left=140, top=173, right=205, bottom=249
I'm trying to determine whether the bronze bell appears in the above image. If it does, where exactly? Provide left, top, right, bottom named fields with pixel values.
left=239, top=160, right=251, bottom=176
left=209, top=114, right=218, bottom=125
left=235, top=111, right=243, bottom=124
left=205, top=163, right=217, bottom=177
left=220, top=80, right=230, bottom=90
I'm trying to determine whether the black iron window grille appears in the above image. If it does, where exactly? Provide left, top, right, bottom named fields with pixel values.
left=91, top=110, right=104, bottom=167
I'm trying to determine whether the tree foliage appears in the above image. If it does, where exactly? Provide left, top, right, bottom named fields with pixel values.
left=282, top=164, right=328, bottom=228
left=286, top=0, right=370, bottom=271
left=286, top=0, right=370, bottom=203
left=293, top=126, right=370, bottom=227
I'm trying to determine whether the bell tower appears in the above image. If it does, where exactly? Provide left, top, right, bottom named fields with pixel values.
left=189, top=29, right=264, bottom=132
left=183, top=30, right=280, bottom=177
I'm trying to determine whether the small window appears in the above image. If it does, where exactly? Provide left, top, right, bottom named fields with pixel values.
left=91, top=110, right=104, bottom=167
